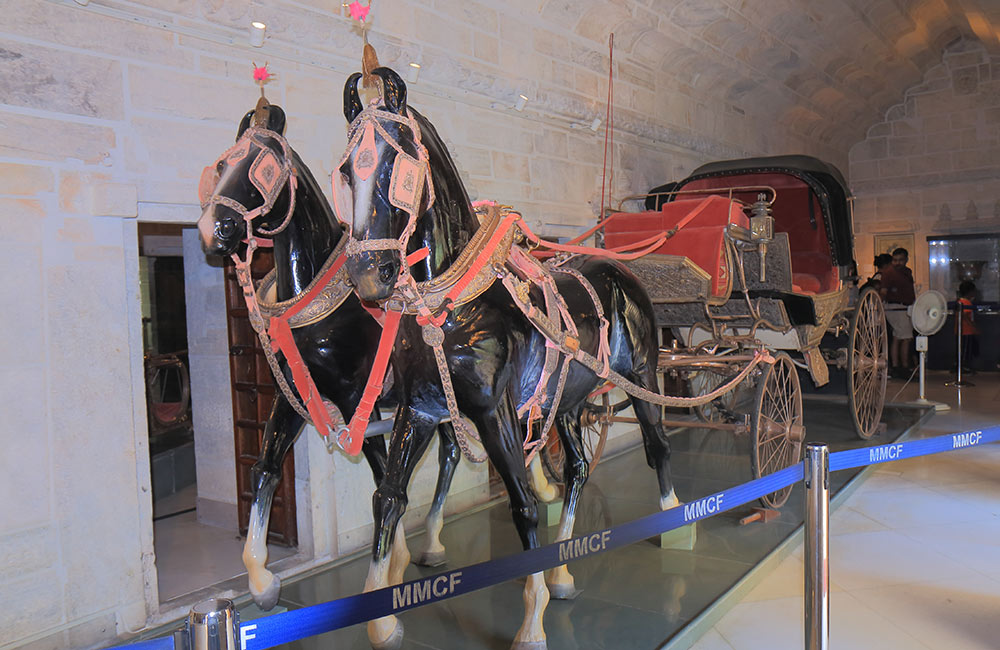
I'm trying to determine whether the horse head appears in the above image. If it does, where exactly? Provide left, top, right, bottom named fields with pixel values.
left=337, top=67, right=430, bottom=301
left=197, top=102, right=296, bottom=255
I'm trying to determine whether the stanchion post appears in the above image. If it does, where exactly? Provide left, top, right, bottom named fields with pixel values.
left=174, top=598, right=238, bottom=650
left=804, top=443, right=830, bottom=650
left=946, top=302, right=974, bottom=387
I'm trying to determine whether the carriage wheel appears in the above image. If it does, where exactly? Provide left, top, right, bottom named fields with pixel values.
left=848, top=287, right=888, bottom=440
left=750, top=352, right=804, bottom=509
left=688, top=369, right=739, bottom=423
left=541, top=391, right=611, bottom=485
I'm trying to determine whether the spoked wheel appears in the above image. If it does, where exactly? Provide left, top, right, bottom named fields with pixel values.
left=541, top=390, right=612, bottom=485
left=848, top=287, right=888, bottom=440
left=750, top=352, right=805, bottom=509
left=688, top=369, right=739, bottom=423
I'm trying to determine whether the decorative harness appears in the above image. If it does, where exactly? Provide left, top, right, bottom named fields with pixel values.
left=201, top=125, right=358, bottom=452
left=336, top=104, right=777, bottom=465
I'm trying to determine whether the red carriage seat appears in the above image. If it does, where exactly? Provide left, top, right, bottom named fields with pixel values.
left=604, top=195, right=749, bottom=300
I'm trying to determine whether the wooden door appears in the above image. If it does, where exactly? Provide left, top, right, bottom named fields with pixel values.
left=224, top=251, right=297, bottom=546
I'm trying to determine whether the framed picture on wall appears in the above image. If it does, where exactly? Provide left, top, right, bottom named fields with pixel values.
left=874, top=232, right=915, bottom=257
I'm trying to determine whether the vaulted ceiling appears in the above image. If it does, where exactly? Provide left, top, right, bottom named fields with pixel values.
left=538, top=0, right=1000, bottom=149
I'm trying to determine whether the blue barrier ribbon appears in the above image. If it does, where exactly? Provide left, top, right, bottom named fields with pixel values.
left=109, top=424, right=999, bottom=650
left=237, top=462, right=803, bottom=649
left=829, top=425, right=1000, bottom=472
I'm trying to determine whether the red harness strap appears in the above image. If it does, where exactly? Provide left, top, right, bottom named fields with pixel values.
left=264, top=253, right=348, bottom=444
left=341, top=308, right=402, bottom=454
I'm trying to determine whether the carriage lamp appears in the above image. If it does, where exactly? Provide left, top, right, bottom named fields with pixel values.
left=249, top=21, right=267, bottom=47
left=515, top=94, right=528, bottom=111
left=407, top=62, right=421, bottom=83
left=749, top=194, right=774, bottom=282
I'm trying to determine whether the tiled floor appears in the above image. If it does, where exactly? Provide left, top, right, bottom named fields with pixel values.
left=691, top=371, right=1000, bottom=650
left=153, top=484, right=296, bottom=602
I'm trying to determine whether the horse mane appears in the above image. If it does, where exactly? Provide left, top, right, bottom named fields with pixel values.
left=408, top=107, right=479, bottom=279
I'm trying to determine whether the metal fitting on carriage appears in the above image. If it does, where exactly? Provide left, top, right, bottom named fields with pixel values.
left=749, top=194, right=774, bottom=282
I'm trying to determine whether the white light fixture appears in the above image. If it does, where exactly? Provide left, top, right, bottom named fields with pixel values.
left=514, top=94, right=528, bottom=111
left=589, top=117, right=602, bottom=131
left=73, top=0, right=90, bottom=5
left=407, top=62, right=421, bottom=83
left=249, top=21, right=266, bottom=47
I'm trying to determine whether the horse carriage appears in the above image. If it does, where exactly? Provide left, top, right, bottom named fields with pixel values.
left=197, top=64, right=888, bottom=649
left=549, top=155, right=888, bottom=508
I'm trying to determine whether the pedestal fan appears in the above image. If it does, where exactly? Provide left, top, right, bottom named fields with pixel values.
left=909, top=290, right=950, bottom=411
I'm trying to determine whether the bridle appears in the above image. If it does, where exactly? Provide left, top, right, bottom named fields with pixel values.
left=199, top=125, right=299, bottom=242
left=336, top=103, right=435, bottom=285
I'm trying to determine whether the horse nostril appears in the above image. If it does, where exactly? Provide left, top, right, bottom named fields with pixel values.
left=377, top=260, right=397, bottom=284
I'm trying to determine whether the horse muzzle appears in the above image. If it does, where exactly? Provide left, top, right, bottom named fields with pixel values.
left=345, top=250, right=400, bottom=302
left=198, top=206, right=242, bottom=256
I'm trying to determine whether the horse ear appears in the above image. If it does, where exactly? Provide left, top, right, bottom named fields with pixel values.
left=265, top=104, right=286, bottom=135
left=343, top=72, right=363, bottom=123
left=237, top=110, right=255, bottom=140
left=372, top=67, right=406, bottom=115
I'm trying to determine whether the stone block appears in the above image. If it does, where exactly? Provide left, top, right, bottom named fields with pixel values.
left=952, top=149, right=992, bottom=170
left=921, top=114, right=951, bottom=133
left=5, top=0, right=186, bottom=65
left=0, top=112, right=115, bottom=165
left=891, top=120, right=919, bottom=137
left=415, top=7, right=473, bottom=57
left=877, top=158, right=908, bottom=178
left=953, top=66, right=981, bottom=95
left=0, top=198, right=44, bottom=243
left=128, top=64, right=251, bottom=122
left=58, top=171, right=107, bottom=214
left=454, top=146, right=492, bottom=177
left=441, top=0, right=498, bottom=34
left=0, top=242, right=44, bottom=368
left=849, top=138, right=887, bottom=161
left=0, top=525, right=57, bottom=582
left=0, top=570, right=64, bottom=643
left=850, top=160, right=877, bottom=181
left=89, top=183, right=138, bottom=217
left=909, top=153, right=948, bottom=175
left=888, top=136, right=923, bottom=157
left=535, top=129, right=568, bottom=160
left=0, top=39, right=123, bottom=120
left=0, top=163, right=54, bottom=196
left=867, top=122, right=892, bottom=138
left=491, top=151, right=530, bottom=184
left=474, top=34, right=499, bottom=65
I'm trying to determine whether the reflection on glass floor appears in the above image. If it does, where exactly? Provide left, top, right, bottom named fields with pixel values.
left=248, top=402, right=929, bottom=650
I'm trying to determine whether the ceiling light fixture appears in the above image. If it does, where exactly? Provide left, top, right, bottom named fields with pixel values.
left=249, top=21, right=266, bottom=47
left=514, top=94, right=528, bottom=111
left=407, top=62, right=421, bottom=83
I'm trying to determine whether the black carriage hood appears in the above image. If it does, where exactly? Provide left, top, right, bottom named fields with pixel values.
left=650, top=154, right=855, bottom=269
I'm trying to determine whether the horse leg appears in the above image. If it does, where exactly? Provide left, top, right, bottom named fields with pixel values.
left=629, top=366, right=678, bottom=510
left=415, top=421, right=459, bottom=567
left=362, top=408, right=414, bottom=585
left=364, top=406, right=437, bottom=650
left=545, top=412, right=588, bottom=599
left=472, top=392, right=549, bottom=649
left=242, top=395, right=302, bottom=610
left=528, top=452, right=558, bottom=503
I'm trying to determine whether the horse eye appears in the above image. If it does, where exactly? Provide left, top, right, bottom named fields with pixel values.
left=341, top=172, right=352, bottom=188
left=216, top=160, right=225, bottom=174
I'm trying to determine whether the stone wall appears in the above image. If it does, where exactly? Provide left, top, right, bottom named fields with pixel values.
left=0, top=1, right=861, bottom=648
left=849, top=39, right=1000, bottom=287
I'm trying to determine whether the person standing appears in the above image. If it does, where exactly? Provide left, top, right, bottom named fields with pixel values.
left=955, top=280, right=979, bottom=373
left=880, top=247, right=915, bottom=378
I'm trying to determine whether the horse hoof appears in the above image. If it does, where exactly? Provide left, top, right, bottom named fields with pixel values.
left=510, top=641, right=547, bottom=650
left=250, top=574, right=281, bottom=611
left=413, top=550, right=447, bottom=567
left=545, top=582, right=581, bottom=600
left=371, top=620, right=404, bottom=650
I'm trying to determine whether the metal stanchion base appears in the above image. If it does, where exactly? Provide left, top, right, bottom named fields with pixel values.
left=542, top=499, right=564, bottom=527
left=944, top=379, right=975, bottom=387
left=912, top=397, right=951, bottom=411
left=659, top=522, right=697, bottom=550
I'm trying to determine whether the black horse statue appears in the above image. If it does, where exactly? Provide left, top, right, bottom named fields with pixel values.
left=339, top=67, right=676, bottom=649
left=195, top=102, right=548, bottom=610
